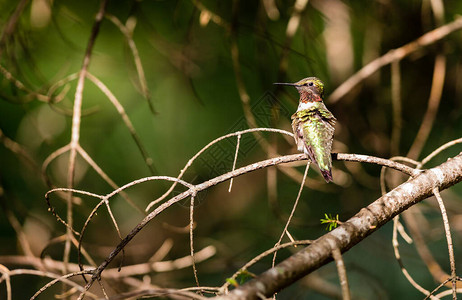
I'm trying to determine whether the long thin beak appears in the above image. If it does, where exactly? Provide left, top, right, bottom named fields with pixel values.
left=273, top=82, right=297, bottom=86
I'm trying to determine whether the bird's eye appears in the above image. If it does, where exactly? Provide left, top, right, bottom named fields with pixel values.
left=309, top=82, right=314, bottom=86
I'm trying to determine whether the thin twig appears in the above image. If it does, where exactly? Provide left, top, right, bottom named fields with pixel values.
left=272, top=162, right=310, bottom=266
left=1, top=202, right=34, bottom=258
left=433, top=286, right=462, bottom=299
left=64, top=0, right=108, bottom=276
left=102, top=287, right=209, bottom=300
left=191, top=0, right=230, bottom=29
left=328, top=17, right=462, bottom=103
left=380, top=156, right=455, bottom=290
left=86, top=72, right=156, bottom=176
left=52, top=151, right=420, bottom=298
left=105, top=14, right=156, bottom=114
left=335, top=153, right=419, bottom=176
left=42, top=144, right=71, bottom=185
left=219, top=240, right=312, bottom=293
left=407, top=55, right=446, bottom=159
left=214, top=152, right=462, bottom=299
left=69, top=176, right=195, bottom=278
left=146, top=128, right=293, bottom=211
left=276, top=0, right=309, bottom=78
left=190, top=194, right=201, bottom=289
left=0, top=246, right=216, bottom=278
left=424, top=277, right=454, bottom=300
left=0, top=0, right=29, bottom=58
left=402, top=209, right=454, bottom=288
left=396, top=219, right=413, bottom=244
left=30, top=269, right=96, bottom=300
left=379, top=156, right=419, bottom=197
left=0, top=128, right=40, bottom=174
left=0, top=64, right=49, bottom=102
left=432, top=187, right=457, bottom=299
left=76, top=144, right=144, bottom=214
left=0, top=264, right=12, bottom=300
left=419, top=137, right=462, bottom=167
left=228, top=134, right=241, bottom=192
left=332, top=247, right=351, bottom=300
left=0, top=268, right=97, bottom=299
left=390, top=60, right=402, bottom=156
left=392, top=216, right=436, bottom=299
left=97, top=277, right=109, bottom=300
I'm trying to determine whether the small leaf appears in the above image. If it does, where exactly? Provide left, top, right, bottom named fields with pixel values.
left=237, top=269, right=255, bottom=284
left=226, top=278, right=238, bottom=287
left=320, top=213, right=340, bottom=231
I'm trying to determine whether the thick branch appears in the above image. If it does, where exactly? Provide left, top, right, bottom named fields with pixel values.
left=215, top=152, right=462, bottom=299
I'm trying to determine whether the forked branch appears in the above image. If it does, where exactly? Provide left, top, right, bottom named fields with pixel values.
left=214, top=152, right=462, bottom=299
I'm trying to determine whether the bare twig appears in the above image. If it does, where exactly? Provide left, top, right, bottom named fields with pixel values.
left=332, top=247, right=351, bottom=300
left=76, top=144, right=144, bottom=214
left=70, top=151, right=421, bottom=298
left=276, top=0, right=309, bottom=78
left=335, top=153, right=419, bottom=176
left=191, top=0, right=230, bottom=30
left=30, top=269, right=95, bottom=300
left=432, top=187, right=457, bottom=299
left=272, top=162, right=310, bottom=266
left=328, top=17, right=462, bottom=103
left=213, top=152, right=462, bottom=299
left=102, top=287, right=209, bottom=300
left=392, top=216, right=436, bottom=299
left=64, top=0, right=108, bottom=276
left=220, top=240, right=312, bottom=293
left=146, top=128, right=293, bottom=211
left=0, top=245, right=216, bottom=278
left=425, top=278, right=462, bottom=300
left=380, top=153, right=461, bottom=291
left=419, top=137, right=462, bottom=167
left=407, top=55, right=446, bottom=159
left=1, top=199, right=34, bottom=258
left=228, top=134, right=241, bottom=192
left=190, top=195, right=201, bottom=289
left=86, top=72, right=156, bottom=176
left=402, top=208, right=455, bottom=288
left=0, top=0, right=29, bottom=58
left=262, top=0, right=279, bottom=20
left=379, top=156, right=420, bottom=196
left=434, top=287, right=462, bottom=299
left=0, top=64, right=49, bottom=102
left=42, top=144, right=71, bottom=186
left=0, top=268, right=97, bottom=299
left=0, top=128, right=39, bottom=173
left=390, top=60, right=402, bottom=156
left=105, top=14, right=156, bottom=114
left=0, top=264, right=12, bottom=300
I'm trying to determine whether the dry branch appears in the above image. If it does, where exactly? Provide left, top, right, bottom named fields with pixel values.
left=68, top=151, right=440, bottom=298
left=328, top=17, right=462, bottom=103
left=214, top=152, right=462, bottom=299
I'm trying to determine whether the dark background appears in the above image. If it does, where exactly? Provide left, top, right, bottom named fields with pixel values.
left=0, top=0, right=461, bottom=298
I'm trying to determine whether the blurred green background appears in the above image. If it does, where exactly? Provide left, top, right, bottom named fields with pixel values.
left=0, top=0, right=462, bottom=299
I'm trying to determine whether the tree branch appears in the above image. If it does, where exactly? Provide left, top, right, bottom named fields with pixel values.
left=214, top=152, right=462, bottom=299
left=70, top=151, right=420, bottom=298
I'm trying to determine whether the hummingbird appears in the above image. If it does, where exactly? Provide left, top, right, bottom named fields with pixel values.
left=275, top=77, right=336, bottom=182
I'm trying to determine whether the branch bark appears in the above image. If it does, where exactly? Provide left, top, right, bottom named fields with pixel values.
left=215, top=152, right=462, bottom=299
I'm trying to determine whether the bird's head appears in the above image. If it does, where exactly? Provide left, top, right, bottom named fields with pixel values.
left=274, top=77, right=324, bottom=102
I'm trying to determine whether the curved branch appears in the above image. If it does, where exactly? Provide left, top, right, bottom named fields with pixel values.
left=214, top=152, right=462, bottom=299
left=74, top=151, right=420, bottom=297
left=328, top=17, right=462, bottom=103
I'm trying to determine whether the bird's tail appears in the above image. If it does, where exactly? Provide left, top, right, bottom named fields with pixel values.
left=320, top=169, right=333, bottom=183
